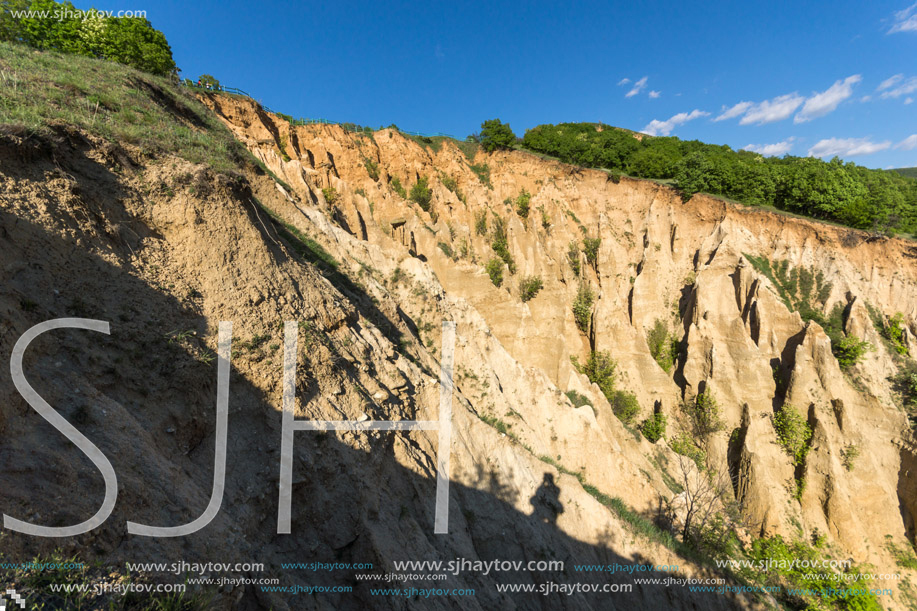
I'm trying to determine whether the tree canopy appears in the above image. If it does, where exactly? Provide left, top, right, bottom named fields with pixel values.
left=479, top=119, right=516, bottom=152
left=1, top=0, right=176, bottom=76
left=521, top=122, right=917, bottom=234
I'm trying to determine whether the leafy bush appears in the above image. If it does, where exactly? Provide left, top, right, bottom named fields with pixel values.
left=470, top=163, right=492, bottom=188
left=647, top=319, right=678, bottom=372
left=640, top=412, right=667, bottom=442
left=390, top=176, right=407, bottom=198
left=572, top=350, right=617, bottom=402
left=833, top=335, right=872, bottom=369
left=539, top=205, right=551, bottom=229
left=485, top=258, right=504, bottom=287
left=480, top=118, right=516, bottom=152
left=885, top=312, right=910, bottom=355
left=565, top=390, right=593, bottom=408
left=583, top=237, right=601, bottom=267
left=410, top=176, right=433, bottom=211
left=521, top=122, right=917, bottom=235
left=474, top=210, right=488, bottom=235
left=686, top=391, right=725, bottom=438
left=490, top=215, right=515, bottom=272
left=515, top=189, right=531, bottom=218
left=841, top=444, right=860, bottom=471
left=364, top=158, right=380, bottom=181
left=567, top=241, right=582, bottom=275
left=572, top=282, right=594, bottom=333
left=773, top=405, right=812, bottom=465
left=746, top=535, right=882, bottom=611
left=322, top=186, right=338, bottom=204
left=611, top=391, right=640, bottom=425
left=671, top=433, right=706, bottom=469
left=1, top=0, right=177, bottom=76
left=519, top=275, right=543, bottom=302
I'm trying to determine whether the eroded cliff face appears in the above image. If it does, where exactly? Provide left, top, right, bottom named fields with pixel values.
left=0, top=123, right=746, bottom=609
left=198, top=93, right=917, bottom=605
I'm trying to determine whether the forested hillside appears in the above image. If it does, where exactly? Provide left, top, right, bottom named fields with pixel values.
left=521, top=122, right=917, bottom=235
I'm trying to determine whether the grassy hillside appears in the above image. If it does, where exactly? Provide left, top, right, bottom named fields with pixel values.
left=0, top=41, right=244, bottom=172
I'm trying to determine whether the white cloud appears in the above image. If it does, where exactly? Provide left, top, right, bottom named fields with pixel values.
left=617, top=78, right=631, bottom=86
left=807, top=137, right=892, bottom=158
left=626, top=76, right=648, bottom=98
left=907, top=97, right=915, bottom=104
left=713, top=101, right=753, bottom=122
left=897, top=134, right=917, bottom=150
left=878, top=74, right=904, bottom=90
left=889, top=2, right=917, bottom=33
left=648, top=90, right=661, bottom=99
left=740, top=93, right=806, bottom=125
left=641, top=110, right=710, bottom=137
left=742, top=139, right=795, bottom=156
left=861, top=95, right=873, bottom=102
left=794, top=75, right=861, bottom=123
left=880, top=75, right=917, bottom=98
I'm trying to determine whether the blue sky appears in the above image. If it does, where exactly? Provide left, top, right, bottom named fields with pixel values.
left=93, top=0, right=917, bottom=168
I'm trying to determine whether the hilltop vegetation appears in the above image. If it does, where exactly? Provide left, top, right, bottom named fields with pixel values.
left=521, top=122, right=917, bottom=235
left=0, top=0, right=176, bottom=76
left=0, top=41, right=245, bottom=172
left=896, top=167, right=917, bottom=179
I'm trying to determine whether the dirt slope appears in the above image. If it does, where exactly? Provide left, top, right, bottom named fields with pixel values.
left=199, top=92, right=917, bottom=607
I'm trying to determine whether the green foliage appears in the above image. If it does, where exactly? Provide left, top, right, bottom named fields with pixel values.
left=515, top=189, right=531, bottom=218
left=567, top=241, right=582, bottom=275
left=390, top=176, right=407, bottom=198
left=0, top=40, right=247, bottom=173
left=671, top=433, right=707, bottom=469
left=490, top=215, right=515, bottom=272
left=744, top=255, right=873, bottom=368
left=437, top=241, right=454, bottom=259
left=440, top=175, right=461, bottom=199
left=539, top=205, right=551, bottom=229
left=321, top=186, right=338, bottom=204
left=480, top=118, right=516, bottom=152
left=521, top=122, right=917, bottom=234
left=364, top=157, right=380, bottom=181
left=485, top=258, right=504, bottom=287
left=572, top=350, right=618, bottom=404
left=647, top=319, right=678, bottom=372
left=773, top=405, right=812, bottom=465
left=685, top=391, right=725, bottom=438
left=410, top=176, right=433, bottom=211
left=886, top=535, right=917, bottom=570
left=198, top=73, right=220, bottom=88
left=841, top=444, right=860, bottom=471
left=572, top=282, right=594, bottom=332
left=610, top=390, right=640, bottom=425
left=640, top=412, right=667, bottom=442
left=565, top=390, right=593, bottom=408
left=2, top=0, right=177, bottom=76
left=884, top=312, right=910, bottom=355
left=745, top=535, right=883, bottom=611
left=834, top=335, right=872, bottom=369
left=518, top=275, right=543, bottom=302
left=474, top=210, right=488, bottom=235
left=582, top=237, right=601, bottom=267
left=470, top=162, right=492, bottom=188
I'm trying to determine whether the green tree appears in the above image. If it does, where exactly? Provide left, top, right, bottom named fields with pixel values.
left=100, top=16, right=176, bottom=76
left=480, top=118, right=516, bottom=152
left=410, top=176, right=433, bottom=211
left=197, top=73, right=220, bottom=88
